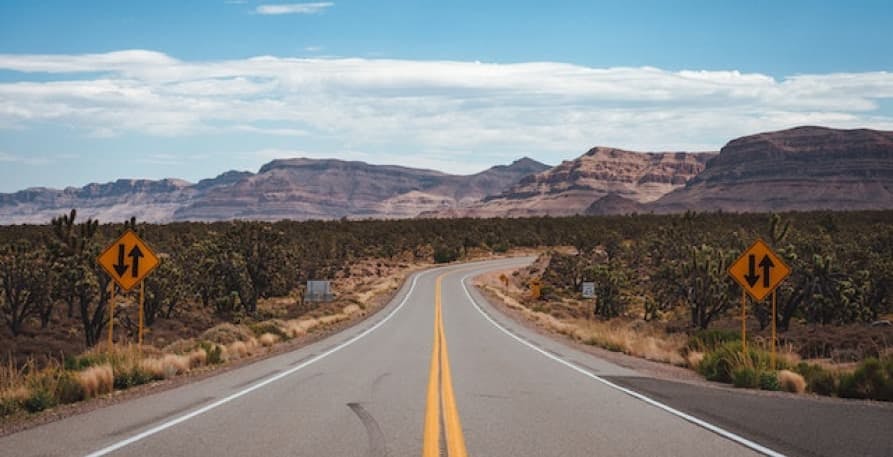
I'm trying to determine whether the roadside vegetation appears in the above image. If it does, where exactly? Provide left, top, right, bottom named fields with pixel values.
left=474, top=211, right=893, bottom=401
left=1, top=209, right=892, bottom=421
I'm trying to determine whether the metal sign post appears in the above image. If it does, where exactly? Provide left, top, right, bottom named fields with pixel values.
left=98, top=229, right=160, bottom=348
left=729, top=239, right=791, bottom=364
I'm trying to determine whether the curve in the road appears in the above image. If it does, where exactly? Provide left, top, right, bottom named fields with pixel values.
left=459, top=272, right=787, bottom=457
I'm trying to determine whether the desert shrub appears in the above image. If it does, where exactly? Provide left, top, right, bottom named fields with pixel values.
left=24, top=387, right=56, bottom=413
left=491, top=242, right=509, bottom=253
left=795, top=362, right=838, bottom=396
left=759, top=371, right=781, bottom=391
left=249, top=320, right=289, bottom=340
left=838, top=358, right=893, bottom=401
left=187, top=349, right=207, bottom=368
left=198, top=342, right=224, bottom=365
left=687, top=329, right=741, bottom=353
left=777, top=370, right=807, bottom=393
left=0, top=395, right=21, bottom=417
left=77, top=364, right=114, bottom=398
left=732, top=366, right=758, bottom=388
left=64, top=354, right=103, bottom=371
left=699, top=341, right=776, bottom=384
left=201, top=323, right=253, bottom=345
left=163, top=338, right=199, bottom=355
left=112, top=363, right=153, bottom=390
left=54, top=371, right=85, bottom=404
left=433, top=245, right=460, bottom=263
left=258, top=333, right=279, bottom=347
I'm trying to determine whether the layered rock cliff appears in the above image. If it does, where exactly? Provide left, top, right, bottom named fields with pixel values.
left=650, top=126, right=893, bottom=213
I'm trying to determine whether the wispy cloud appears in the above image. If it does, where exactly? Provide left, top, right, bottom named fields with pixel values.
left=0, top=50, right=892, bottom=158
left=256, top=2, right=333, bottom=15
left=0, top=151, right=50, bottom=165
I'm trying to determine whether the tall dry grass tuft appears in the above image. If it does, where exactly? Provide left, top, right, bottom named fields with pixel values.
left=187, top=349, right=207, bottom=368
left=227, top=341, right=251, bottom=360
left=76, top=364, right=113, bottom=398
left=686, top=351, right=705, bottom=369
left=319, top=314, right=346, bottom=325
left=342, top=304, right=362, bottom=317
left=568, top=319, right=687, bottom=366
left=778, top=369, right=807, bottom=394
left=259, top=333, right=279, bottom=347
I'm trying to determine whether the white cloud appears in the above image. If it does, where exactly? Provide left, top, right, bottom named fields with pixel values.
left=0, top=50, right=891, bottom=164
left=256, top=3, right=333, bottom=15
left=0, top=151, right=50, bottom=165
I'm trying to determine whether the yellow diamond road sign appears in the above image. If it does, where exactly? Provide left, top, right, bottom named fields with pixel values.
left=97, top=230, right=160, bottom=292
left=729, top=239, right=791, bottom=302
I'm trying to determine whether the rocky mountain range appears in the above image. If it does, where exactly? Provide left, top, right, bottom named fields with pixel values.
left=433, top=148, right=714, bottom=218
left=1, top=126, right=891, bottom=224
left=0, top=158, right=549, bottom=224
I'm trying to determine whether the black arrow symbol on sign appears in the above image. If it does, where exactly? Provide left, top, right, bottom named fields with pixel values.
left=113, top=244, right=129, bottom=277
left=128, top=245, right=144, bottom=278
left=759, top=255, right=774, bottom=288
left=744, top=254, right=760, bottom=287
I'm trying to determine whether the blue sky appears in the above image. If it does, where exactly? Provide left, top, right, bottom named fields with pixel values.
left=1, top=1, right=892, bottom=192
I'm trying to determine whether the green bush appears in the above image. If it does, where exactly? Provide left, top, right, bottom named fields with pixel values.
left=54, top=371, right=85, bottom=404
left=759, top=371, right=781, bottom=391
left=732, top=366, right=758, bottom=388
left=199, top=341, right=224, bottom=365
left=113, top=366, right=153, bottom=390
left=687, top=329, right=741, bottom=353
left=699, top=341, right=774, bottom=384
left=795, top=362, right=838, bottom=396
left=0, top=397, right=21, bottom=417
left=63, top=354, right=101, bottom=371
left=433, top=245, right=460, bottom=263
left=24, top=388, right=56, bottom=413
left=838, top=358, right=893, bottom=401
left=491, top=242, right=509, bottom=253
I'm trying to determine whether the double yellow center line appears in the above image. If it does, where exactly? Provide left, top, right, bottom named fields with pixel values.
left=422, top=275, right=468, bottom=457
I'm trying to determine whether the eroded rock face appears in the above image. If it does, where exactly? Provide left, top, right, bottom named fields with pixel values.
left=443, top=147, right=714, bottom=217
left=173, top=157, right=549, bottom=221
left=650, top=126, right=893, bottom=213
left=0, top=157, right=549, bottom=224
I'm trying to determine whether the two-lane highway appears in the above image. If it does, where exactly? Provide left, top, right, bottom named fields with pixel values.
left=4, top=258, right=886, bottom=456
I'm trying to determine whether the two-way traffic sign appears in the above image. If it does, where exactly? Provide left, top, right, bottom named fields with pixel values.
left=728, top=239, right=791, bottom=302
left=97, top=230, right=160, bottom=292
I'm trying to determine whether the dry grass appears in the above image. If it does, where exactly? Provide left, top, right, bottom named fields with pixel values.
left=140, top=354, right=191, bottom=380
left=479, top=282, right=689, bottom=367
left=318, top=314, right=346, bottom=325
left=187, top=348, right=207, bottom=368
left=568, top=319, right=687, bottom=366
left=259, top=333, right=279, bottom=347
left=76, top=364, right=114, bottom=398
left=200, top=323, right=253, bottom=345
left=342, top=304, right=362, bottom=317
left=778, top=369, right=807, bottom=394
left=225, top=338, right=258, bottom=360
left=686, top=351, right=705, bottom=369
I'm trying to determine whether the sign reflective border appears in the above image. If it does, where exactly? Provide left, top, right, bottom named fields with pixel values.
left=728, top=239, right=791, bottom=302
left=97, top=230, right=160, bottom=292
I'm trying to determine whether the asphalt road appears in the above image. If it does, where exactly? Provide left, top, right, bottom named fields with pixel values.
left=2, top=258, right=891, bottom=456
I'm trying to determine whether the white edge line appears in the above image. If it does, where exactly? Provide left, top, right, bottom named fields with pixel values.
left=84, top=271, right=424, bottom=457
left=460, top=273, right=787, bottom=457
